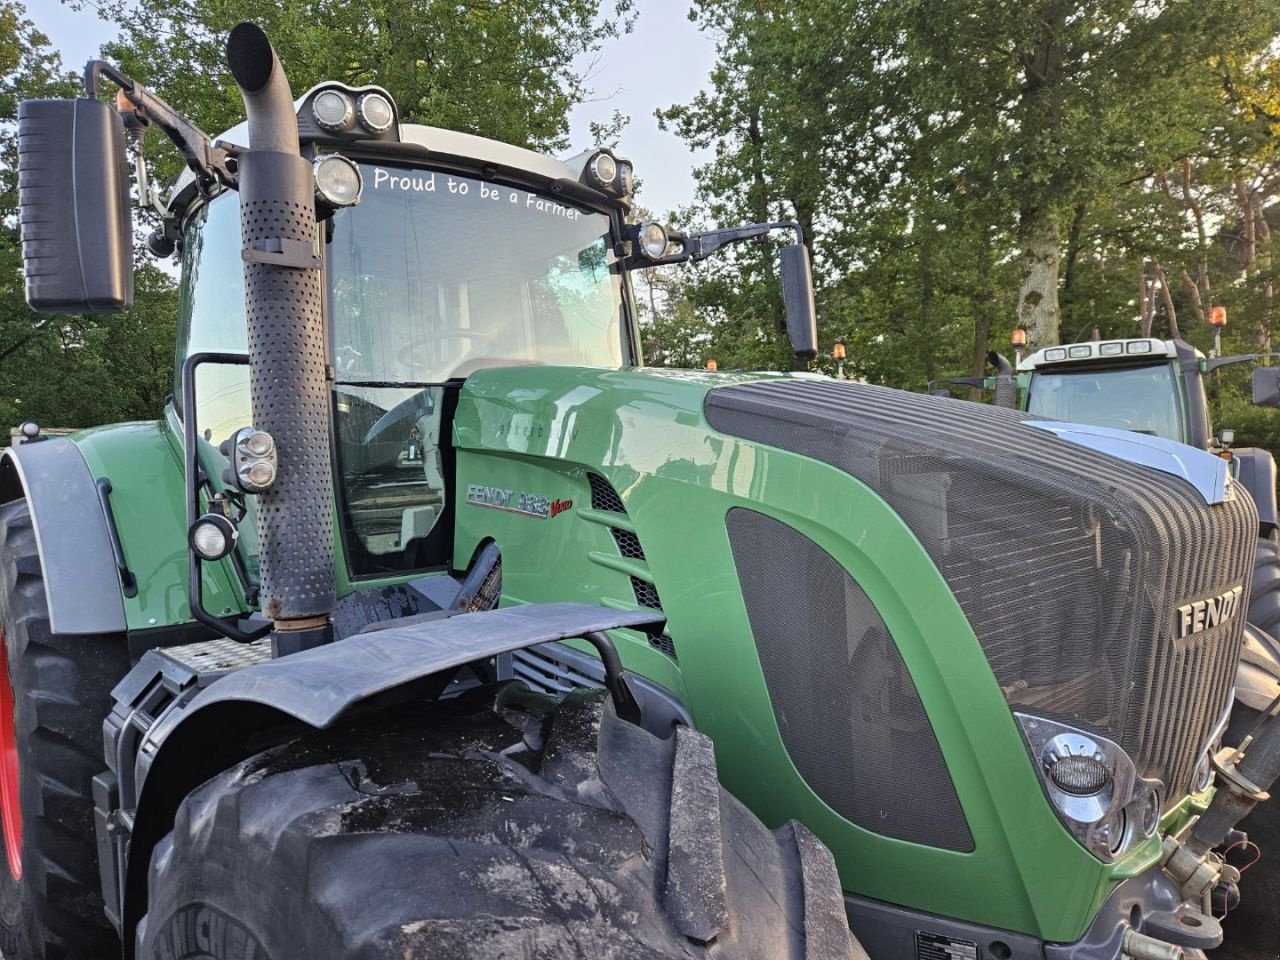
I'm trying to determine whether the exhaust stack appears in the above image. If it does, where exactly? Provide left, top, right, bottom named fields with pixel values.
left=226, top=23, right=336, bottom=647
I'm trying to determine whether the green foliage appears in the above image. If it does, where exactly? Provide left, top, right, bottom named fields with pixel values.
left=659, top=0, right=1280, bottom=419
left=95, top=0, right=635, bottom=183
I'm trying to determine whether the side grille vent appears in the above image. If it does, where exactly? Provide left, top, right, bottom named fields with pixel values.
left=588, top=472, right=627, bottom=513
left=584, top=472, right=674, bottom=658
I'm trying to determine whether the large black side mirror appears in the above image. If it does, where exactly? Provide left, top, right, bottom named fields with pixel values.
left=1253, top=366, right=1280, bottom=408
left=17, top=98, right=133, bottom=313
left=780, top=243, right=817, bottom=361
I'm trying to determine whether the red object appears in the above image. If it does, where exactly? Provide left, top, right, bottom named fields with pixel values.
left=833, top=342, right=846, bottom=360
left=0, top=633, right=21, bottom=880
left=1210, top=306, right=1227, bottom=327
left=1010, top=328, right=1028, bottom=348
left=706, top=359, right=718, bottom=371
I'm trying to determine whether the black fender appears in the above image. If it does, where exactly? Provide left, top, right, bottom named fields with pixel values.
left=1235, top=447, right=1278, bottom=537
left=118, top=602, right=672, bottom=953
left=0, top=438, right=128, bottom=634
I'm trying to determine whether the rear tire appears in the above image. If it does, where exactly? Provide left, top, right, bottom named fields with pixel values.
left=0, top=499, right=130, bottom=959
left=137, top=684, right=863, bottom=960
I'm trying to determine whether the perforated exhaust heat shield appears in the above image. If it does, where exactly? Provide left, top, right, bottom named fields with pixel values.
left=227, top=23, right=335, bottom=622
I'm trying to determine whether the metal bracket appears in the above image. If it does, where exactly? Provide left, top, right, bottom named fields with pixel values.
left=241, top=237, right=322, bottom=270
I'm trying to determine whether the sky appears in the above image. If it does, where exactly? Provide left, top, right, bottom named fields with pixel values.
left=27, top=0, right=716, bottom=218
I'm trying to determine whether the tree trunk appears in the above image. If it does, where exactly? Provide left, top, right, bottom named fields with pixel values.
left=970, top=228, right=995, bottom=401
left=1018, top=210, right=1061, bottom=349
left=1154, top=259, right=1179, bottom=339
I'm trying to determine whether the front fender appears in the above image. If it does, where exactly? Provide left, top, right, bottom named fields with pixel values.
left=0, top=437, right=128, bottom=634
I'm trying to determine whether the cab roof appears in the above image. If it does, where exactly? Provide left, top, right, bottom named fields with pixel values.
left=1016, top=338, right=1196, bottom=371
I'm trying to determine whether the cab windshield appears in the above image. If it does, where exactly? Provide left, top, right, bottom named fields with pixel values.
left=1026, top=362, right=1185, bottom=441
left=178, top=161, right=627, bottom=578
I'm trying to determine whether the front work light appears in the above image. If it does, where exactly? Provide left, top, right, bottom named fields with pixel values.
left=356, top=92, right=394, bottom=133
left=189, top=512, right=238, bottom=562
left=588, top=151, right=617, bottom=188
left=221, top=427, right=279, bottom=494
left=312, top=90, right=354, bottom=131
left=314, top=155, right=364, bottom=207
left=635, top=222, right=669, bottom=260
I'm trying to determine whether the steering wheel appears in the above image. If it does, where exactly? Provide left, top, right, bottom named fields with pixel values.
left=1088, top=407, right=1145, bottom=430
left=391, top=328, right=498, bottom=379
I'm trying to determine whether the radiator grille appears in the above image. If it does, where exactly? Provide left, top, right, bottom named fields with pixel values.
left=706, top=379, right=1256, bottom=802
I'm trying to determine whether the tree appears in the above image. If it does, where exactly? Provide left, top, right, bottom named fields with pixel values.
left=92, top=0, right=635, bottom=185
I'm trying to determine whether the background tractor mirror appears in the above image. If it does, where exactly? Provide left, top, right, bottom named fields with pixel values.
left=1253, top=366, right=1280, bottom=408
left=780, top=243, right=817, bottom=361
left=17, top=98, right=134, bottom=313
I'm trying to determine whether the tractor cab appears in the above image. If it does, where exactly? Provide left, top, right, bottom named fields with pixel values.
left=1019, top=338, right=1200, bottom=444
left=1019, top=336, right=1280, bottom=538
left=166, top=82, right=817, bottom=608
left=173, top=87, right=641, bottom=580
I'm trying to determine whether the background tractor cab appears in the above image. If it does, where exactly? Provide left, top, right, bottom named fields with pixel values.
left=1018, top=337, right=1280, bottom=540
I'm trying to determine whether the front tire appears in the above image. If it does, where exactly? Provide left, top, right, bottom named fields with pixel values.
left=138, top=684, right=864, bottom=960
left=0, top=499, right=130, bottom=959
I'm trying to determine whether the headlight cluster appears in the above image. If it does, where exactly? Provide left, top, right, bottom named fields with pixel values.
left=581, top=149, right=634, bottom=199
left=1017, top=713, right=1164, bottom=863
left=220, top=427, right=278, bottom=495
left=306, top=86, right=398, bottom=139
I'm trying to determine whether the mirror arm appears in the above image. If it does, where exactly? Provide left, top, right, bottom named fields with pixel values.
left=1207, top=352, right=1280, bottom=373
left=685, top=220, right=804, bottom=262
left=84, top=59, right=236, bottom=192
left=631, top=220, right=805, bottom=270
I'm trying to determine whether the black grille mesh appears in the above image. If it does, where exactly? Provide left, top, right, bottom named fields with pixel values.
left=588, top=472, right=626, bottom=513
left=728, top=508, right=974, bottom=850
left=611, top=527, right=647, bottom=561
left=586, top=473, right=674, bottom=658
left=706, top=379, right=1257, bottom=802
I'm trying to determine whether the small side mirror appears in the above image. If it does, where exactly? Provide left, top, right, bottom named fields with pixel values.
left=17, top=98, right=133, bottom=313
left=1218, top=428, right=1235, bottom=447
left=1253, top=367, right=1280, bottom=408
left=780, top=244, right=817, bottom=361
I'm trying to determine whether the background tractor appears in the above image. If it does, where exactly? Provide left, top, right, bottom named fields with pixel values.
left=7, top=20, right=1280, bottom=960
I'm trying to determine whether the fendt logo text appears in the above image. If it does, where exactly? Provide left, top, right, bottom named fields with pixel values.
left=1175, top=585, right=1243, bottom=640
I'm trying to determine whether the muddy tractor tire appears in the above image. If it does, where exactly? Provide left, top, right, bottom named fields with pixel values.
left=0, top=499, right=130, bottom=959
left=137, top=683, right=863, bottom=960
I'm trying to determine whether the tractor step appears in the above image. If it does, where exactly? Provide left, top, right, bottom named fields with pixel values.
left=158, top=634, right=273, bottom=678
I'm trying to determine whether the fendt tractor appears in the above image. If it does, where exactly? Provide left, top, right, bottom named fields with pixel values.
left=1014, top=338, right=1280, bottom=713
left=8, top=21, right=1280, bottom=960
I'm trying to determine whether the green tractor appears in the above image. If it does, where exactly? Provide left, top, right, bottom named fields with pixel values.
left=6, top=21, right=1280, bottom=960
left=1014, top=338, right=1280, bottom=715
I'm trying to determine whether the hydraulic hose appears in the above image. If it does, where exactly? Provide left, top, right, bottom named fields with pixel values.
left=1188, top=704, right=1280, bottom=858
left=226, top=23, right=336, bottom=633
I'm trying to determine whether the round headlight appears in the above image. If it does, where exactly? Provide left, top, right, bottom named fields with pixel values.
left=1092, top=807, right=1128, bottom=858
left=312, top=90, right=354, bottom=132
left=1048, top=754, right=1112, bottom=797
left=638, top=222, right=669, bottom=260
left=189, top=513, right=237, bottom=562
left=616, top=161, right=634, bottom=195
left=588, top=152, right=617, bottom=187
left=314, top=155, right=364, bottom=207
left=242, top=429, right=274, bottom=458
left=1137, top=788, right=1161, bottom=838
left=356, top=92, right=395, bottom=133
